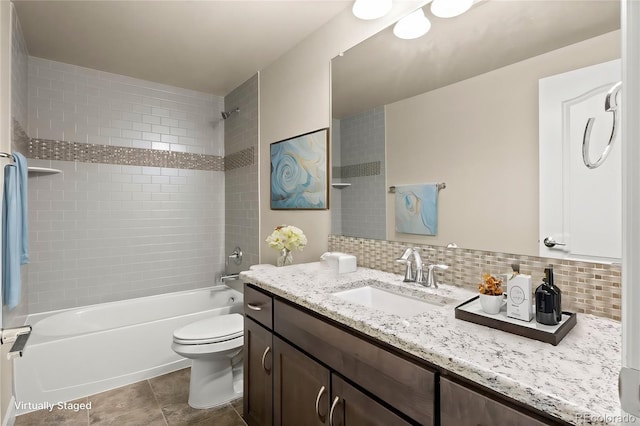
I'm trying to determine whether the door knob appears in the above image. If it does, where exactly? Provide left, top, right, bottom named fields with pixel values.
left=543, top=237, right=566, bottom=248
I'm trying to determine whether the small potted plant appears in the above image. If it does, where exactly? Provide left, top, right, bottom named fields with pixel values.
left=266, top=225, right=307, bottom=266
left=478, top=273, right=505, bottom=315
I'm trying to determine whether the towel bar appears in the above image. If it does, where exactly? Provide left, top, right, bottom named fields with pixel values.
left=389, top=182, right=446, bottom=193
left=0, top=152, right=14, bottom=162
left=1, top=325, right=32, bottom=359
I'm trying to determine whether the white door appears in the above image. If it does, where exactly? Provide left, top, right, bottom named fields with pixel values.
left=539, top=59, right=621, bottom=262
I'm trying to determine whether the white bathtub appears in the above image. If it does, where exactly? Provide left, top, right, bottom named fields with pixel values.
left=14, top=285, right=243, bottom=414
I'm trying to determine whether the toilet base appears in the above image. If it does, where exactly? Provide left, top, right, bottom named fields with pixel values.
left=187, top=355, right=242, bottom=409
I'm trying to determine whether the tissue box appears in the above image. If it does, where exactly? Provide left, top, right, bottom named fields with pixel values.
left=507, top=274, right=533, bottom=321
left=321, top=252, right=357, bottom=274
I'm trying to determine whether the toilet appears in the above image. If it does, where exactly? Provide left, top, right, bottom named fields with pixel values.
left=172, top=313, right=244, bottom=409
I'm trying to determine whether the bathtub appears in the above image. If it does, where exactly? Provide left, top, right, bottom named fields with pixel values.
left=14, top=285, right=243, bottom=414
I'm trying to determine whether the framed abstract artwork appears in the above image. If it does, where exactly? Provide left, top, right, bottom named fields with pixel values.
left=270, top=128, right=329, bottom=210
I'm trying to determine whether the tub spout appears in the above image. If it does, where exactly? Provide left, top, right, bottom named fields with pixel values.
left=219, top=273, right=239, bottom=282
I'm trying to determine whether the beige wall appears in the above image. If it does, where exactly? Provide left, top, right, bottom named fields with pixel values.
left=259, top=2, right=423, bottom=264
left=385, top=31, right=620, bottom=255
left=1, top=1, right=13, bottom=424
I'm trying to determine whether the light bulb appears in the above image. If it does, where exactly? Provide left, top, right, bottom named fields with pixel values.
left=393, top=8, right=431, bottom=40
left=431, top=0, right=474, bottom=18
left=352, top=0, right=393, bottom=20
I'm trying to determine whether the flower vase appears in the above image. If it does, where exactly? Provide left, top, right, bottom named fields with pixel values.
left=277, top=249, right=293, bottom=267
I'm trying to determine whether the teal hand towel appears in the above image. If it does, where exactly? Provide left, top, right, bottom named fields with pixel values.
left=2, top=152, right=28, bottom=309
left=13, top=152, right=29, bottom=264
left=2, top=164, right=21, bottom=309
left=394, top=183, right=438, bottom=236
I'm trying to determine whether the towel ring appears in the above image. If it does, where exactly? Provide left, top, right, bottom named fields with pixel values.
left=582, top=81, right=622, bottom=169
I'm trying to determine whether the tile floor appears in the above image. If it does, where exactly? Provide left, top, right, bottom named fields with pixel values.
left=14, top=368, right=246, bottom=426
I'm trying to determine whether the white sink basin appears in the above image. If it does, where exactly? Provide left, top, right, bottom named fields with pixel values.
left=332, top=285, right=447, bottom=317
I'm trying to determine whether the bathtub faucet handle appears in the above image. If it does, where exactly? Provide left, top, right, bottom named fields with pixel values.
left=228, top=247, right=243, bottom=266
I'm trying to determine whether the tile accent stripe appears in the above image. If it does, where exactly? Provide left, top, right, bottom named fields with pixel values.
left=333, top=161, right=380, bottom=179
left=12, top=119, right=30, bottom=154
left=328, top=235, right=622, bottom=321
left=225, top=147, right=255, bottom=171
left=25, top=138, right=224, bottom=171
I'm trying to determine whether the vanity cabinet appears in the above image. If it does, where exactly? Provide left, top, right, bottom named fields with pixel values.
left=244, top=287, right=274, bottom=426
left=440, top=377, right=551, bottom=426
left=272, top=336, right=410, bottom=426
left=243, top=284, right=560, bottom=426
left=273, top=336, right=330, bottom=425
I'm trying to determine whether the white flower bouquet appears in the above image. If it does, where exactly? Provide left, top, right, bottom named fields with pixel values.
left=266, top=225, right=307, bottom=252
left=266, top=225, right=307, bottom=266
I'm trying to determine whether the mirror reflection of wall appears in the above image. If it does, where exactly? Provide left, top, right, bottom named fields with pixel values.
left=331, top=0, right=620, bottom=256
left=331, top=107, right=386, bottom=239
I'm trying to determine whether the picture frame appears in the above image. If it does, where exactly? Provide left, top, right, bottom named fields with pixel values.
left=270, top=128, right=329, bottom=210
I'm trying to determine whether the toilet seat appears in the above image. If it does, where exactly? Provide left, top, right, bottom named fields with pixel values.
left=173, top=313, right=243, bottom=345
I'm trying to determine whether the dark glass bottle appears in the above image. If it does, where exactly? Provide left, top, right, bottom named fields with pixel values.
left=535, top=266, right=562, bottom=325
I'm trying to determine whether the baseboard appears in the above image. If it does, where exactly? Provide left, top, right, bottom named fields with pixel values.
left=2, top=396, right=16, bottom=426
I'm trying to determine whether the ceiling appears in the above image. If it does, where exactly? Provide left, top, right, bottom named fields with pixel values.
left=332, top=0, right=621, bottom=119
left=13, top=0, right=352, bottom=97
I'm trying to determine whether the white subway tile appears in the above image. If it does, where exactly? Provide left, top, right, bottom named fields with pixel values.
left=142, top=132, right=161, bottom=141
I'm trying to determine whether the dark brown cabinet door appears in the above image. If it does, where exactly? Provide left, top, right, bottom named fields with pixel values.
left=273, top=337, right=330, bottom=426
left=329, top=375, right=412, bottom=426
left=244, top=317, right=273, bottom=426
left=440, top=377, right=552, bottom=426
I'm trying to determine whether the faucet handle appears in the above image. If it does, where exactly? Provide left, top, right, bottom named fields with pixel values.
left=396, top=258, right=414, bottom=282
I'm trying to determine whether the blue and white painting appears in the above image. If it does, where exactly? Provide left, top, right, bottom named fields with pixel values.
left=270, top=129, right=328, bottom=209
left=395, top=184, right=438, bottom=235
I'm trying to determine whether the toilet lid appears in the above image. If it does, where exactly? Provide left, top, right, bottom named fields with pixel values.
left=173, top=313, right=243, bottom=345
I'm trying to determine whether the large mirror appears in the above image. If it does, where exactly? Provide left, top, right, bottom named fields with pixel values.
left=331, top=0, right=620, bottom=256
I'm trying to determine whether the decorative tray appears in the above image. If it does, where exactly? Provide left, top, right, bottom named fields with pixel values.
left=454, top=296, right=577, bottom=346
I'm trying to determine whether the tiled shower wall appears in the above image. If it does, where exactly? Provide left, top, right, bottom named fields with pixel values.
left=22, top=57, right=226, bottom=314
left=224, top=74, right=259, bottom=273
left=329, top=235, right=622, bottom=321
left=335, top=107, right=386, bottom=239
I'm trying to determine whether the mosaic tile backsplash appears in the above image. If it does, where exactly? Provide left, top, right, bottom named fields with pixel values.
left=328, top=235, right=621, bottom=321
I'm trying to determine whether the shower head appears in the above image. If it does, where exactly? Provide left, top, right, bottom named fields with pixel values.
left=221, top=107, right=240, bottom=120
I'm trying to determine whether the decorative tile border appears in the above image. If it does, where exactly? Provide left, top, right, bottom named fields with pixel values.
left=333, top=161, right=380, bottom=179
left=27, top=138, right=224, bottom=171
left=225, top=147, right=255, bottom=171
left=328, top=235, right=621, bottom=321
left=12, top=118, right=30, bottom=153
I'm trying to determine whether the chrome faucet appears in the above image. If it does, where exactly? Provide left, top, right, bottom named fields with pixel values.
left=396, top=247, right=423, bottom=283
left=397, top=247, right=448, bottom=288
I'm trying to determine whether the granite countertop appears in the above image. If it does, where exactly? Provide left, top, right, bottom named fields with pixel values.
left=240, top=262, right=622, bottom=426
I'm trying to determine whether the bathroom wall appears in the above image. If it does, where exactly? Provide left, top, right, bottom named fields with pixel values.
left=385, top=31, right=620, bottom=254
left=6, top=0, right=29, bottom=328
left=259, top=1, right=422, bottom=265
left=331, top=118, right=342, bottom=235
left=224, top=74, right=259, bottom=273
left=336, top=106, right=385, bottom=239
left=0, top=2, right=11, bottom=423
left=23, top=57, right=225, bottom=313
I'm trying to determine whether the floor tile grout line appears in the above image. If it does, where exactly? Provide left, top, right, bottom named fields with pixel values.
left=146, top=378, right=170, bottom=426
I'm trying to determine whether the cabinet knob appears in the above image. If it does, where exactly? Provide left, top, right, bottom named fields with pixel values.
left=315, top=386, right=327, bottom=421
left=261, top=346, right=271, bottom=373
left=329, top=396, right=341, bottom=426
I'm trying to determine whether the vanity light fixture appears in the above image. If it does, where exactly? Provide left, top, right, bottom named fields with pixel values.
left=430, top=0, right=474, bottom=18
left=393, top=7, right=431, bottom=40
left=352, top=0, right=393, bottom=20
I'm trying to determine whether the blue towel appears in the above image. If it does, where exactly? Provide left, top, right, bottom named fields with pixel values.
left=394, top=183, right=439, bottom=236
left=2, top=152, right=28, bottom=310
left=13, top=152, right=29, bottom=264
